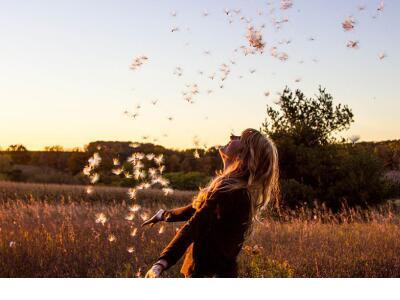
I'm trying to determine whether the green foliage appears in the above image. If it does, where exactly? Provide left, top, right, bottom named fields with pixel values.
left=262, top=86, right=354, bottom=146
left=261, top=86, right=394, bottom=209
left=164, top=172, right=211, bottom=190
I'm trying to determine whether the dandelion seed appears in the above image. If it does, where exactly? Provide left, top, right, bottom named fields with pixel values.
left=280, top=0, right=293, bottom=10
left=113, top=158, right=120, bottom=166
left=377, top=1, right=384, bottom=12
left=349, top=134, right=360, bottom=145
left=346, top=40, right=359, bottom=49
left=90, top=173, right=100, bottom=184
left=194, top=149, right=200, bottom=159
left=151, top=99, right=158, bottom=105
left=154, top=154, right=164, bottom=166
left=9, top=241, right=15, bottom=248
left=83, top=165, right=92, bottom=176
left=124, top=172, right=132, bottom=179
left=162, top=187, right=174, bottom=196
left=125, top=213, right=135, bottom=221
left=171, top=26, right=179, bottom=32
left=378, top=52, right=387, bottom=60
left=129, top=204, right=141, bottom=212
left=264, top=91, right=270, bottom=97
left=130, top=55, right=149, bottom=70
left=278, top=52, right=289, bottom=61
left=86, top=186, right=94, bottom=194
left=88, top=152, right=102, bottom=168
left=170, top=10, right=177, bottom=17
left=294, top=77, right=302, bottom=83
left=342, top=16, right=356, bottom=31
left=129, top=142, right=140, bottom=148
left=202, top=10, right=209, bottom=17
left=130, top=228, right=138, bottom=237
left=108, top=234, right=116, bottom=242
left=158, top=225, right=165, bottom=234
left=95, top=213, right=107, bottom=225
left=146, top=153, right=155, bottom=161
left=127, top=188, right=137, bottom=200
left=246, top=26, right=265, bottom=51
left=158, top=165, right=165, bottom=174
left=127, top=246, right=135, bottom=253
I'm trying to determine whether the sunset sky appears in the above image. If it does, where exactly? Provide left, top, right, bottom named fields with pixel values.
left=1, top=0, right=399, bottom=150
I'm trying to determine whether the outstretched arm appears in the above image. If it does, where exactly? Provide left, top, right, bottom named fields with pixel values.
left=163, top=203, right=196, bottom=222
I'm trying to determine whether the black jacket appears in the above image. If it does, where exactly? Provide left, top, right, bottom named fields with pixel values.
left=158, top=188, right=252, bottom=277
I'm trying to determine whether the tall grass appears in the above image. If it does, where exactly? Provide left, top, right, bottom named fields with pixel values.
left=0, top=181, right=399, bottom=277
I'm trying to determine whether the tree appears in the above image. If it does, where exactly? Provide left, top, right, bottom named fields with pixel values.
left=262, top=86, right=354, bottom=147
left=260, top=86, right=387, bottom=210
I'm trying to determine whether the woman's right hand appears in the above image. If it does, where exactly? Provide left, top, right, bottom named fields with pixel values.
left=141, top=209, right=165, bottom=227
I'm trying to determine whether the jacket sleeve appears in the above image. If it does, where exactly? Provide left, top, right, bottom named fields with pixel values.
left=163, top=204, right=196, bottom=222
left=157, top=191, right=221, bottom=269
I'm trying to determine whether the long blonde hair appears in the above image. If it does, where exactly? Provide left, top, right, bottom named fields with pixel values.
left=192, top=128, right=280, bottom=223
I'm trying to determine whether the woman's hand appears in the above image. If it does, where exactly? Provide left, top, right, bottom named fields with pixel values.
left=145, top=259, right=168, bottom=278
left=141, top=209, right=165, bottom=227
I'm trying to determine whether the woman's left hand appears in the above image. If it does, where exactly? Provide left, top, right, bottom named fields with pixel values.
left=145, top=260, right=168, bottom=278
left=145, top=264, right=164, bottom=278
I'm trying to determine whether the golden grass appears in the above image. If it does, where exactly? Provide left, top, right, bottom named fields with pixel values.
left=0, top=181, right=399, bottom=277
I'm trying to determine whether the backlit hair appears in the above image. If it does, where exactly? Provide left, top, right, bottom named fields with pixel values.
left=192, top=128, right=280, bottom=224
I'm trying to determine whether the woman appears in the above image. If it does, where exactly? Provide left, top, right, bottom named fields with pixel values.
left=142, top=128, right=280, bottom=278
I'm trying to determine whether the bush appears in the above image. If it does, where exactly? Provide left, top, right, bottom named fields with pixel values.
left=164, top=172, right=211, bottom=190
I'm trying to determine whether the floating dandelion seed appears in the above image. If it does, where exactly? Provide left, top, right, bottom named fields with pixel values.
left=162, top=187, right=174, bottom=196
left=154, top=154, right=164, bottom=166
left=127, top=247, right=134, bottom=253
left=378, top=52, right=387, bottom=60
left=349, top=134, right=361, bottom=145
left=170, top=10, right=177, bottom=17
left=130, top=55, right=149, bottom=70
left=113, top=158, right=120, bottom=166
left=194, top=149, right=200, bottom=159
left=127, top=188, right=137, bottom=200
left=377, top=1, right=384, bottom=12
left=295, top=77, right=302, bottom=83
left=95, top=213, right=107, bottom=225
left=129, top=142, right=140, bottom=148
left=264, top=91, right=270, bottom=97
left=347, top=40, right=359, bottom=49
left=112, top=167, right=123, bottom=176
left=108, top=234, right=116, bottom=242
left=158, top=225, right=165, bottom=234
left=129, top=204, right=141, bottom=212
left=280, top=0, right=293, bottom=10
left=86, top=186, right=94, bottom=195
left=130, top=228, right=138, bottom=237
left=342, top=16, right=356, bottom=31
left=171, top=26, right=179, bottom=32
left=88, top=152, right=102, bottom=168
left=124, top=172, right=132, bottom=179
left=146, top=153, right=155, bottom=161
left=249, top=68, right=256, bottom=74
left=246, top=26, right=265, bottom=52
left=90, top=173, right=100, bottom=184
left=125, top=213, right=135, bottom=221
left=202, top=9, right=209, bottom=17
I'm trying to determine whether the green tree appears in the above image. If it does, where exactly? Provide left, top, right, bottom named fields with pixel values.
left=262, top=86, right=354, bottom=146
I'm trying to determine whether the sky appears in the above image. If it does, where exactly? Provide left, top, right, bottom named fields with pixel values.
left=0, top=0, right=399, bottom=151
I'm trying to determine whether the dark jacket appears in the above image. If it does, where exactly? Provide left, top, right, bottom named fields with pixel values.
left=158, top=188, right=252, bottom=278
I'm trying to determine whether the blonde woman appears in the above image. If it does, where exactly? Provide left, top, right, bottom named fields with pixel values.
left=142, top=128, right=280, bottom=278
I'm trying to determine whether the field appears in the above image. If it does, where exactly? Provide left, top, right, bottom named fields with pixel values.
left=1, top=181, right=400, bottom=278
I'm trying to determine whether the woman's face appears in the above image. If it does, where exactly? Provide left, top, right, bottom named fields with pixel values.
left=219, top=134, right=242, bottom=164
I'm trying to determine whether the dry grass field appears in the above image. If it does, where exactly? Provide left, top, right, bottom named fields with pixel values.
left=1, top=181, right=399, bottom=277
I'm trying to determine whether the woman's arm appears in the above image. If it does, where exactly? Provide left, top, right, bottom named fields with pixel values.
left=157, top=192, right=220, bottom=269
left=163, top=204, right=196, bottom=222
